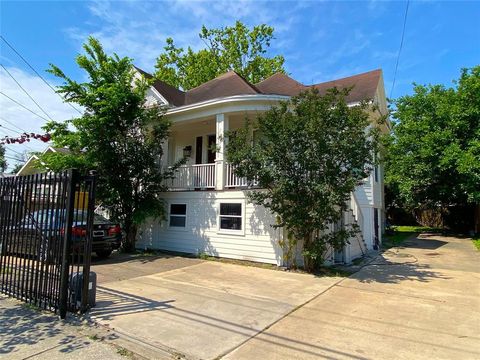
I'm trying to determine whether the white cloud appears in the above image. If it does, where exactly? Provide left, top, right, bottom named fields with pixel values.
left=0, top=66, right=79, bottom=171
left=65, top=0, right=302, bottom=73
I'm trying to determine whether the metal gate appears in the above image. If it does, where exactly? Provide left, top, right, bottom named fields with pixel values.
left=0, top=169, right=97, bottom=318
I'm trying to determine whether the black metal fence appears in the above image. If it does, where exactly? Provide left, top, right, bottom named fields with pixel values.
left=0, top=169, right=97, bottom=318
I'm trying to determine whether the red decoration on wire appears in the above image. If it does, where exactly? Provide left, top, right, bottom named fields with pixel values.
left=0, top=132, right=51, bottom=145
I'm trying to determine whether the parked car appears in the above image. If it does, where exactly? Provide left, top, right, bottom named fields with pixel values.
left=0, top=209, right=121, bottom=261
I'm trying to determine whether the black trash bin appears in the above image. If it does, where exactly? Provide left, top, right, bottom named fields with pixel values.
left=69, top=271, right=97, bottom=309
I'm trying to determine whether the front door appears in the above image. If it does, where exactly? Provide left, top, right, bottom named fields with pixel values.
left=374, top=208, right=379, bottom=249
left=207, top=135, right=216, bottom=163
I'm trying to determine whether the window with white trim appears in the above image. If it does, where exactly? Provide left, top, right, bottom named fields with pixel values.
left=219, top=203, right=242, bottom=230
left=169, top=204, right=187, bottom=227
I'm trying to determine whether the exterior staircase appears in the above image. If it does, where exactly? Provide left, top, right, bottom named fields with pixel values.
left=345, top=192, right=369, bottom=257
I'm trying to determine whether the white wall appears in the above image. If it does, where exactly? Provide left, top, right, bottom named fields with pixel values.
left=137, top=190, right=284, bottom=265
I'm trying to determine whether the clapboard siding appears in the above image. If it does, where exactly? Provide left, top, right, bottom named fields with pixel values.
left=137, top=190, right=284, bottom=265
left=355, top=176, right=374, bottom=206
left=347, top=236, right=364, bottom=262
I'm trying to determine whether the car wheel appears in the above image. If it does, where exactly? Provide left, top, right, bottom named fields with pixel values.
left=96, top=249, right=112, bottom=259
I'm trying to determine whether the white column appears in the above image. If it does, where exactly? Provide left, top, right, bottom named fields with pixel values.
left=215, top=113, right=229, bottom=190
left=161, top=138, right=169, bottom=169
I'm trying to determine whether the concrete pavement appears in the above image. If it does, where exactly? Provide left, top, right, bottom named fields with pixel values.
left=90, top=257, right=343, bottom=359
left=0, top=296, right=125, bottom=360
left=3, top=235, right=478, bottom=359
left=224, top=234, right=480, bottom=359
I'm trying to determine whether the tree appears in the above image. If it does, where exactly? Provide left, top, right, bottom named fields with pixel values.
left=226, top=88, right=380, bottom=271
left=10, top=162, right=24, bottom=175
left=385, top=66, right=480, bottom=230
left=154, top=21, right=285, bottom=90
left=40, top=37, right=183, bottom=251
left=0, top=144, right=6, bottom=172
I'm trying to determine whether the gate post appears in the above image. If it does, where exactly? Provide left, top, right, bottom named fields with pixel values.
left=80, top=170, right=97, bottom=313
left=59, top=169, right=79, bottom=319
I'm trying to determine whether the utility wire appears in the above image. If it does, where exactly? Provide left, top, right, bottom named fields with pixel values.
left=4, top=154, right=24, bottom=161
left=0, top=116, right=27, bottom=133
left=0, top=91, right=50, bottom=122
left=0, top=123, right=22, bottom=134
left=1, top=63, right=54, bottom=121
left=0, top=35, right=83, bottom=115
left=4, top=146, right=23, bottom=156
left=390, top=0, right=410, bottom=99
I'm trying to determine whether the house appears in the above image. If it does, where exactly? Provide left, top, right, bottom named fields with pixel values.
left=16, top=146, right=70, bottom=176
left=135, top=68, right=389, bottom=266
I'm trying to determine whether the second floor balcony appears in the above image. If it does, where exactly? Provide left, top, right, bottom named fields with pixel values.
left=166, top=162, right=250, bottom=191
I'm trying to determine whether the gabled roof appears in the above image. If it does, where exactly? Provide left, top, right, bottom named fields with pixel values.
left=134, top=66, right=383, bottom=107
left=134, top=66, right=185, bottom=106
left=255, top=73, right=306, bottom=96
left=310, top=69, right=382, bottom=104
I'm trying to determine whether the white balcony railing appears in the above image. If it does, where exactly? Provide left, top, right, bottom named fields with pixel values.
left=225, top=163, right=248, bottom=188
left=168, top=164, right=215, bottom=190
left=167, top=163, right=258, bottom=190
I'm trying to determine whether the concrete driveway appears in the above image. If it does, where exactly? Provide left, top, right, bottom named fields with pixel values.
left=225, top=234, right=480, bottom=360
left=90, top=235, right=480, bottom=360
left=90, top=254, right=342, bottom=359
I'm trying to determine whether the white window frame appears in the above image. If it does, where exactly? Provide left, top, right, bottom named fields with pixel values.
left=168, top=203, right=188, bottom=231
left=217, top=201, right=245, bottom=235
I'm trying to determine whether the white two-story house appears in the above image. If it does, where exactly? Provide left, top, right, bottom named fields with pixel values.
left=135, top=67, right=388, bottom=267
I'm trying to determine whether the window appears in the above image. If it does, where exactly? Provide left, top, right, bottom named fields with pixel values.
left=169, top=204, right=187, bottom=227
left=374, top=165, right=379, bottom=182
left=219, top=203, right=242, bottom=230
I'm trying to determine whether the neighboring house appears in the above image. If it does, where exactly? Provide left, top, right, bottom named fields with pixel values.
left=16, top=146, right=70, bottom=176
left=135, top=68, right=389, bottom=266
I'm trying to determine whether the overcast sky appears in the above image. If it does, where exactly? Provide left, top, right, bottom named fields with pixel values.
left=1, top=0, right=479, bottom=171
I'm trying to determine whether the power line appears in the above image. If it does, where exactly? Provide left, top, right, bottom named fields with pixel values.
left=5, top=146, right=24, bottom=156
left=390, top=0, right=410, bottom=99
left=1, top=63, right=54, bottom=121
left=0, top=91, right=50, bottom=122
left=4, top=154, right=24, bottom=161
left=0, top=123, right=22, bottom=134
left=0, top=35, right=83, bottom=115
left=0, top=116, right=27, bottom=133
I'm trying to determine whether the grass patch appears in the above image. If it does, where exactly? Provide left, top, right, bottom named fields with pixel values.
left=472, top=236, right=480, bottom=251
left=351, top=257, right=363, bottom=266
left=394, top=225, right=442, bottom=233
left=88, top=334, right=100, bottom=341
left=22, top=302, right=42, bottom=312
left=116, top=346, right=133, bottom=357
left=314, top=266, right=352, bottom=277
left=382, top=225, right=443, bottom=249
left=133, top=248, right=162, bottom=257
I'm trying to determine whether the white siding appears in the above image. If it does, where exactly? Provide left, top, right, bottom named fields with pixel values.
left=345, top=237, right=364, bottom=263
left=137, top=191, right=284, bottom=265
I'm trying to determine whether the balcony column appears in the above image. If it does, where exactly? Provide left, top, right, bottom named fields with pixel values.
left=160, top=138, right=169, bottom=168
left=215, top=113, right=229, bottom=190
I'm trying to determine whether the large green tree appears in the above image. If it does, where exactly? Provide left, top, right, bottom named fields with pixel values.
left=226, top=88, right=381, bottom=270
left=40, top=37, right=182, bottom=251
left=385, top=66, right=480, bottom=229
left=154, top=21, right=285, bottom=90
left=0, top=145, right=6, bottom=172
